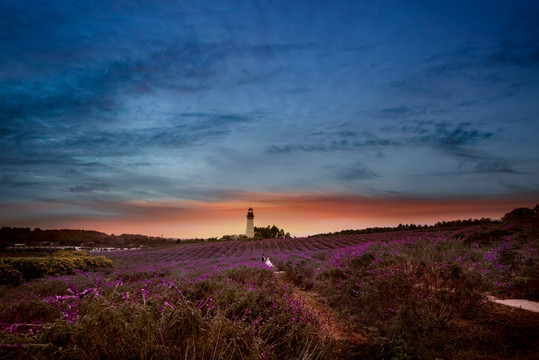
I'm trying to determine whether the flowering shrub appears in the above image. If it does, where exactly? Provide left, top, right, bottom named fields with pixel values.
left=1, top=266, right=324, bottom=359
left=313, top=228, right=538, bottom=358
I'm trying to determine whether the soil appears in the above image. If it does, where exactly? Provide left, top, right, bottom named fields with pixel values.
left=274, top=271, right=365, bottom=346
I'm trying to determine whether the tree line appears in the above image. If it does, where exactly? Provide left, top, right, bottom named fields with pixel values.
left=0, top=228, right=171, bottom=250
left=310, top=204, right=538, bottom=238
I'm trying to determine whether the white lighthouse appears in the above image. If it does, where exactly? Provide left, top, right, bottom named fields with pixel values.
left=246, top=207, right=255, bottom=238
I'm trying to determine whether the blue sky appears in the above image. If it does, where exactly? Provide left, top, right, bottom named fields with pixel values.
left=1, top=0, right=538, bottom=237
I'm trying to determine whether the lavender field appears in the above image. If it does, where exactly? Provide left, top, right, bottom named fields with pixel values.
left=1, top=223, right=538, bottom=359
left=106, top=231, right=411, bottom=276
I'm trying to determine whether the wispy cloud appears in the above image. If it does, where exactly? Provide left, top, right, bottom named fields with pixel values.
left=332, top=162, right=377, bottom=181
left=408, top=121, right=494, bottom=149
left=267, top=120, right=495, bottom=156
left=69, top=180, right=109, bottom=193
left=378, top=105, right=426, bottom=119
left=267, top=130, right=402, bottom=154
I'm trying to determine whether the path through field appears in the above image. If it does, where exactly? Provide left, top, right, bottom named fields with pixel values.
left=274, top=271, right=366, bottom=346
left=487, top=296, right=539, bottom=313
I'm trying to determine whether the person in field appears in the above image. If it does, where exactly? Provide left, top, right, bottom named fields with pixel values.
left=261, top=253, right=274, bottom=267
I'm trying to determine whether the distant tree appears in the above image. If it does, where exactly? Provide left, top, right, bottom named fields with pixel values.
left=502, top=206, right=537, bottom=223
left=254, top=225, right=288, bottom=239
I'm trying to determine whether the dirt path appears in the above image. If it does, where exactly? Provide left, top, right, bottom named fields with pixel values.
left=274, top=271, right=365, bottom=346
left=487, top=296, right=539, bottom=313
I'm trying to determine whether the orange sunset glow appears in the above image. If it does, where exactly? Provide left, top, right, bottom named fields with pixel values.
left=3, top=193, right=536, bottom=238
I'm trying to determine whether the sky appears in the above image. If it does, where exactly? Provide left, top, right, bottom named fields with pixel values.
left=1, top=0, right=538, bottom=238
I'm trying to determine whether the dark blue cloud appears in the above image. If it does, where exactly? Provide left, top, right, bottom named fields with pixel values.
left=488, top=6, right=539, bottom=68
left=69, top=181, right=109, bottom=193
left=410, top=121, right=495, bottom=149
left=266, top=136, right=402, bottom=154
left=334, top=162, right=377, bottom=181
left=267, top=121, right=495, bottom=156
left=471, top=161, right=518, bottom=174
left=0, top=39, right=230, bottom=123
left=378, top=105, right=427, bottom=119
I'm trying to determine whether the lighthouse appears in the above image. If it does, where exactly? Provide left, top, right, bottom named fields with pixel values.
left=246, top=208, right=255, bottom=238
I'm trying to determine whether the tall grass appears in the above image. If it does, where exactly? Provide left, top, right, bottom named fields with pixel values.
left=1, top=266, right=325, bottom=359
left=282, top=225, right=539, bottom=359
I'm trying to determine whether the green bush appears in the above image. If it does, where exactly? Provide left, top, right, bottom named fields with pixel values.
left=0, top=251, right=113, bottom=285
left=0, top=259, right=23, bottom=284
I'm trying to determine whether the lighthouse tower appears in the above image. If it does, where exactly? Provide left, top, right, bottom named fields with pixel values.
left=246, top=208, right=255, bottom=238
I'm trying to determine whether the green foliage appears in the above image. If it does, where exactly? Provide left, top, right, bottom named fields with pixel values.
left=254, top=225, right=289, bottom=239
left=0, top=251, right=113, bottom=284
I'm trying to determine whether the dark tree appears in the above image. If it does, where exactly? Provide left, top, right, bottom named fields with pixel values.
left=254, top=225, right=289, bottom=239
left=502, top=206, right=538, bottom=223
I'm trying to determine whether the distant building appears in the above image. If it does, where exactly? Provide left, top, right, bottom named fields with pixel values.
left=246, top=208, right=255, bottom=238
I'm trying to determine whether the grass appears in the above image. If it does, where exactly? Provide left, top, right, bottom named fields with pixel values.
left=1, top=222, right=538, bottom=359
left=279, top=224, right=539, bottom=359
left=1, top=266, right=325, bottom=359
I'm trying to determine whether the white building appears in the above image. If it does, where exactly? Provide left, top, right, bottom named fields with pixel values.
left=246, top=208, right=255, bottom=238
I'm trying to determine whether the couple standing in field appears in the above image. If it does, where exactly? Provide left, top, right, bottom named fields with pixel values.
left=261, top=253, right=274, bottom=267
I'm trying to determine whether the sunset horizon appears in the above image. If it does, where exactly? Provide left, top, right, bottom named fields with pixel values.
left=2, top=193, right=537, bottom=239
